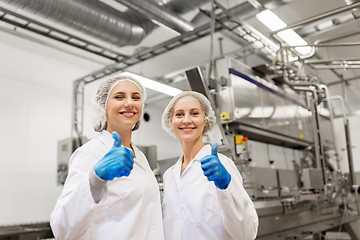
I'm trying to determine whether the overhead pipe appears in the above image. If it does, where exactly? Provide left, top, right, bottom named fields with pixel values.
left=270, top=1, right=360, bottom=37
left=313, top=30, right=360, bottom=45
left=227, top=0, right=297, bottom=21
left=328, top=75, right=360, bottom=86
left=1, top=0, right=209, bottom=47
left=1, top=0, right=154, bottom=46
left=115, top=0, right=194, bottom=34
left=279, top=48, right=322, bottom=92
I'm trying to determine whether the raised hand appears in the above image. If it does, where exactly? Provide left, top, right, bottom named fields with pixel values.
left=200, top=143, right=231, bottom=190
left=94, top=131, right=135, bottom=181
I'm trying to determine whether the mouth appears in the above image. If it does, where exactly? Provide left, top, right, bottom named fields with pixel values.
left=120, top=111, right=137, bottom=118
left=179, top=127, right=196, bottom=132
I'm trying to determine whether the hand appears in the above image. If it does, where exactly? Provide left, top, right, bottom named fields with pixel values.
left=94, top=131, right=134, bottom=181
left=200, top=143, right=231, bottom=190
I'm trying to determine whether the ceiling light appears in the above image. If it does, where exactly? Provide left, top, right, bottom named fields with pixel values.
left=256, top=9, right=286, bottom=31
left=123, top=72, right=182, bottom=96
left=277, top=29, right=312, bottom=55
left=256, top=9, right=312, bottom=55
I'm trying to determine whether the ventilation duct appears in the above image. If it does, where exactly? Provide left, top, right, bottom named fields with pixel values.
left=2, top=0, right=209, bottom=47
left=116, top=0, right=194, bottom=33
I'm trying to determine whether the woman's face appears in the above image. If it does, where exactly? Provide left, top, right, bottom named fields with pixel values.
left=171, top=97, right=205, bottom=143
left=106, top=81, right=142, bottom=132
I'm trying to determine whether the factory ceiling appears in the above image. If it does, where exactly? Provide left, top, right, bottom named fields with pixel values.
left=0, top=0, right=359, bottom=115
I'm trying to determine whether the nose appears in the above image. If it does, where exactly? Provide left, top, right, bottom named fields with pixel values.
left=124, top=97, right=135, bottom=108
left=183, top=113, right=191, bottom=124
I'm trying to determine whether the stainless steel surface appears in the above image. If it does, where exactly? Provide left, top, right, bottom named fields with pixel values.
left=302, top=168, right=324, bottom=190
left=278, top=169, right=299, bottom=197
left=0, top=222, right=53, bottom=239
left=240, top=167, right=279, bottom=199
left=137, top=145, right=158, bottom=171
left=215, top=57, right=314, bottom=148
left=255, top=195, right=360, bottom=239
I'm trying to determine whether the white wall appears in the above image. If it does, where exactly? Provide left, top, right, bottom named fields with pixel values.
left=0, top=28, right=106, bottom=225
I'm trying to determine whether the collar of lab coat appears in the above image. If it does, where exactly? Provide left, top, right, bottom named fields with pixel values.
left=172, top=144, right=211, bottom=188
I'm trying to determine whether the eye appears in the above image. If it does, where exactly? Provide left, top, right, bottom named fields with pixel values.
left=192, top=112, right=199, bottom=116
left=175, top=112, right=184, bottom=117
left=115, top=95, right=124, bottom=99
left=132, top=96, right=141, bottom=100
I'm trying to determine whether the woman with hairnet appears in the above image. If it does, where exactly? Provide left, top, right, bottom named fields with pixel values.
left=50, top=74, right=164, bottom=240
left=161, top=91, right=258, bottom=240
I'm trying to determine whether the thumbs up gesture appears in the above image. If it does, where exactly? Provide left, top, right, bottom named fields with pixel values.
left=200, top=143, right=231, bottom=190
left=94, top=131, right=135, bottom=181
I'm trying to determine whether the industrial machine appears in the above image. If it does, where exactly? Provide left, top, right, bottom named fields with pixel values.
left=186, top=56, right=360, bottom=239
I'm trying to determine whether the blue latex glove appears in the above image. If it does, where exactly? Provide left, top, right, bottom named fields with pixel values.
left=94, top=131, right=134, bottom=181
left=200, top=143, right=231, bottom=190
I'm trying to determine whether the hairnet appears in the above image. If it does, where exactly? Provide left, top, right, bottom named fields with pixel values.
left=93, top=73, right=146, bottom=132
left=161, top=91, right=216, bottom=138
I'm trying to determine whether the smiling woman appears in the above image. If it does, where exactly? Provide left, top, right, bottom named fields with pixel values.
left=161, top=91, right=259, bottom=240
left=50, top=74, right=164, bottom=240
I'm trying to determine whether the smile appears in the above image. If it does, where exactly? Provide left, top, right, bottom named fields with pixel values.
left=179, top=127, right=196, bottom=132
left=120, top=112, right=137, bottom=117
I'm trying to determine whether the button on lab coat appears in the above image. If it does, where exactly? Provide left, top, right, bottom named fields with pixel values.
left=162, top=144, right=258, bottom=240
left=50, top=131, right=164, bottom=240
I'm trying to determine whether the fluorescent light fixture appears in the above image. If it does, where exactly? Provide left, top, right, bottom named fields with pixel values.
left=256, top=9, right=286, bottom=31
left=123, top=72, right=182, bottom=96
left=256, top=9, right=312, bottom=55
left=277, top=29, right=312, bottom=55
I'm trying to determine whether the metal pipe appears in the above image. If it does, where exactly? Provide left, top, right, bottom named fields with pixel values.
left=270, top=1, right=360, bottom=36
left=314, top=30, right=360, bottom=45
left=281, top=42, right=360, bottom=49
left=305, top=57, right=360, bottom=64
left=1, top=0, right=153, bottom=46
left=280, top=48, right=321, bottom=90
left=227, top=0, right=296, bottom=20
left=294, top=86, right=326, bottom=185
left=2, top=0, right=209, bottom=47
left=331, top=96, right=356, bottom=186
left=319, top=84, right=339, bottom=170
left=311, top=65, right=360, bottom=70
left=115, top=0, right=194, bottom=33
left=328, top=75, right=360, bottom=86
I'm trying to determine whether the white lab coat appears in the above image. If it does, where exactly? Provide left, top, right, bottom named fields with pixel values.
left=50, top=130, right=164, bottom=240
left=162, top=144, right=258, bottom=240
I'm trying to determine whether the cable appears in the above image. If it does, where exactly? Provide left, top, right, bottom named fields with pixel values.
left=207, top=0, right=216, bottom=81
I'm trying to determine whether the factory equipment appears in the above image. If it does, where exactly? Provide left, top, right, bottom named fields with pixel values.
left=186, top=56, right=359, bottom=239
left=137, top=145, right=162, bottom=183
left=57, top=137, right=88, bottom=185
